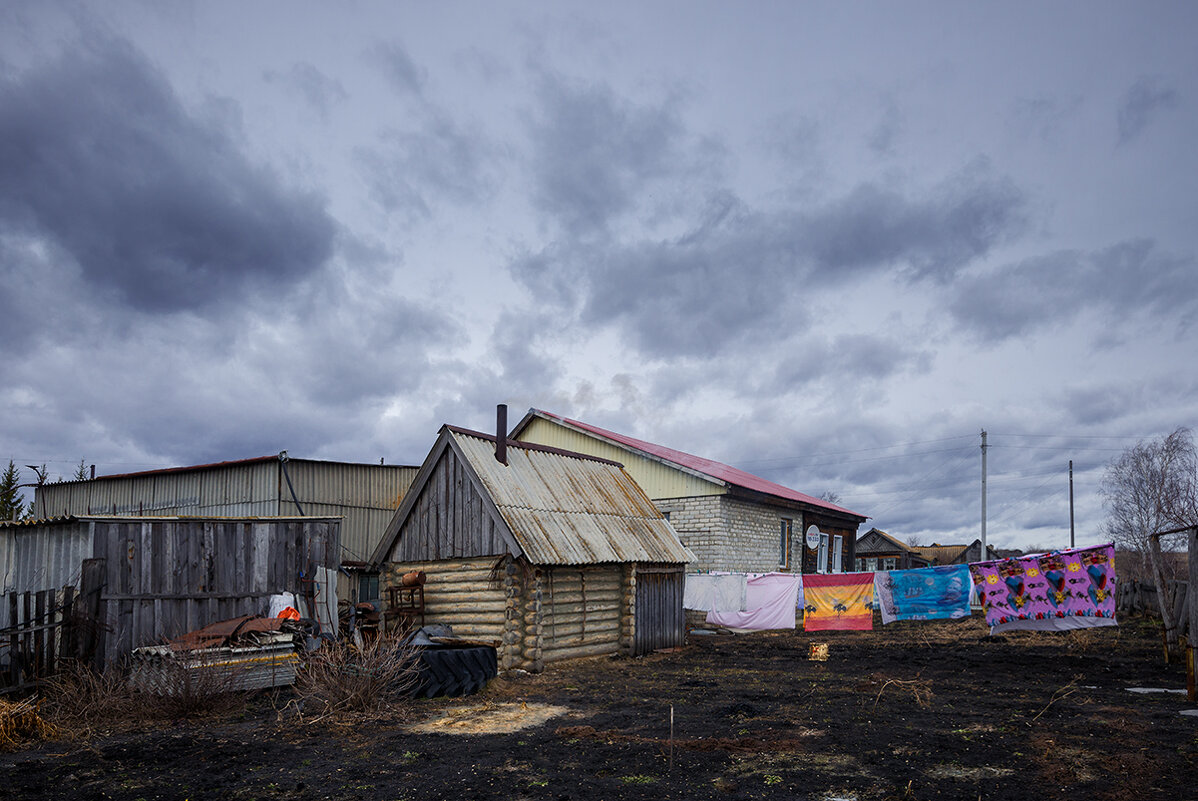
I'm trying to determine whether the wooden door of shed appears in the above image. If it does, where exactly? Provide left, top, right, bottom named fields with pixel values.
left=633, top=565, right=685, bottom=656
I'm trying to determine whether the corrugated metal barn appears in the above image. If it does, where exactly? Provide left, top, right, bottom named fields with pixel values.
left=1, top=515, right=340, bottom=667
left=371, top=422, right=695, bottom=672
left=34, top=454, right=417, bottom=598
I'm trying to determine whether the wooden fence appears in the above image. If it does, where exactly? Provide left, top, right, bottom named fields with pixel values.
left=2, top=587, right=75, bottom=694
left=1117, top=578, right=1191, bottom=639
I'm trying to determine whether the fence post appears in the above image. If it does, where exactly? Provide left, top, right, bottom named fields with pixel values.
left=59, top=585, right=76, bottom=668
left=1189, top=528, right=1197, bottom=703
left=79, top=558, right=107, bottom=669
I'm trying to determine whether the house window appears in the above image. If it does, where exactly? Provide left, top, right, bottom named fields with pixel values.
left=882, top=557, right=897, bottom=570
left=866, top=557, right=878, bottom=571
left=832, top=535, right=843, bottom=573
left=855, top=558, right=865, bottom=572
left=358, top=572, right=380, bottom=602
left=817, top=533, right=830, bottom=573
left=779, top=518, right=792, bottom=568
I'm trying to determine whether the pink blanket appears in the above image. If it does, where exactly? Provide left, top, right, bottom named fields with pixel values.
left=705, top=573, right=801, bottom=630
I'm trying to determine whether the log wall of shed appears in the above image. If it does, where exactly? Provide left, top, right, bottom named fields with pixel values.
left=541, top=565, right=626, bottom=663
left=381, top=557, right=508, bottom=645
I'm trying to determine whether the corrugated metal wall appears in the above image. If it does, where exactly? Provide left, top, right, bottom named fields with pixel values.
left=35, top=460, right=418, bottom=571
left=515, top=417, right=725, bottom=500
left=0, top=519, right=94, bottom=631
left=35, top=462, right=279, bottom=518
left=277, top=461, right=417, bottom=564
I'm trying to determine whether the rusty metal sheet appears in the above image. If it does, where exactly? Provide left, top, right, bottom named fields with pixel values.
left=454, top=431, right=694, bottom=566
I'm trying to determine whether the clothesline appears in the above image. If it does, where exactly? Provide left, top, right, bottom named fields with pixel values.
left=683, top=542, right=1118, bottom=634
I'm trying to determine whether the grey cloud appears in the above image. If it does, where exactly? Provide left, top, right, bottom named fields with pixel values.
left=948, top=239, right=1197, bottom=341
left=768, top=334, right=932, bottom=394
left=802, top=161, right=1026, bottom=283
left=371, top=42, right=426, bottom=96
left=527, top=75, right=688, bottom=236
left=512, top=162, right=1026, bottom=358
left=1118, top=77, right=1180, bottom=144
left=358, top=111, right=492, bottom=219
left=265, top=62, right=348, bottom=119
left=0, top=41, right=336, bottom=314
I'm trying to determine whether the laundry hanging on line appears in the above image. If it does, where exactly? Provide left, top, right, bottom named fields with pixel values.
left=682, top=573, right=748, bottom=613
left=874, top=564, right=973, bottom=625
left=969, top=542, right=1118, bottom=634
left=803, top=572, right=874, bottom=631
left=704, top=572, right=802, bottom=631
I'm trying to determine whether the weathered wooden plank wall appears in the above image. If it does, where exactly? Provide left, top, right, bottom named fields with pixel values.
left=92, top=518, right=339, bottom=666
left=390, top=449, right=509, bottom=563
left=633, top=565, right=685, bottom=656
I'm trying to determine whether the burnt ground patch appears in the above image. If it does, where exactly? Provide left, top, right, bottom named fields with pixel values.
left=3, top=616, right=1195, bottom=800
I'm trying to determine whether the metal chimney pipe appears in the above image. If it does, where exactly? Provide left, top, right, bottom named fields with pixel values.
left=496, top=404, right=508, bottom=465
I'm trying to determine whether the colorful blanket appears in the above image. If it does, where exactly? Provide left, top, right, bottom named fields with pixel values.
left=803, top=573, right=874, bottom=631
left=874, top=564, right=973, bottom=625
left=969, top=543, right=1117, bottom=633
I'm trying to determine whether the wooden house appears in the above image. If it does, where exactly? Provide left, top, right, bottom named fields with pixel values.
left=853, top=528, right=931, bottom=571
left=369, top=422, right=695, bottom=672
left=511, top=409, right=868, bottom=574
left=910, top=539, right=1001, bottom=566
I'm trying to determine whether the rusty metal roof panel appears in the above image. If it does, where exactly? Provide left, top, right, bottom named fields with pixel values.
left=452, top=430, right=694, bottom=566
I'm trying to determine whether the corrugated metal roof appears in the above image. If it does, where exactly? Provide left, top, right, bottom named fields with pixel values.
left=451, top=429, right=695, bottom=566
left=522, top=410, right=866, bottom=519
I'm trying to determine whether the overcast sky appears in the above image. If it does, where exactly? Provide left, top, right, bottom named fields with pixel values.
left=2, top=2, right=1195, bottom=551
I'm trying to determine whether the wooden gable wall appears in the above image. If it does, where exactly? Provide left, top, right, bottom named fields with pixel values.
left=388, top=443, right=515, bottom=563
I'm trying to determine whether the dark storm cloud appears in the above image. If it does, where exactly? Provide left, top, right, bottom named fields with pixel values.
left=264, top=61, right=348, bottom=119
left=1117, top=76, right=1180, bottom=145
left=527, top=75, right=689, bottom=236
left=0, top=41, right=336, bottom=313
left=512, top=161, right=1026, bottom=358
left=948, top=239, right=1197, bottom=341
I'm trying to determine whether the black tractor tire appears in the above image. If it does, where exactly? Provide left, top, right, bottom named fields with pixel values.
left=413, top=645, right=498, bottom=698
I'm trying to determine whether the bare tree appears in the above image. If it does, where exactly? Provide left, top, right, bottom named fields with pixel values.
left=1101, top=427, right=1198, bottom=653
left=905, top=534, right=925, bottom=548
left=819, top=490, right=842, bottom=505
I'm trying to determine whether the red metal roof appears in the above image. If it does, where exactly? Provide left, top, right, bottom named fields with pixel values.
left=528, top=410, right=866, bottom=520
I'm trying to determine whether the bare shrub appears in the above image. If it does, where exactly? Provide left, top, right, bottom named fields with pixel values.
left=135, top=651, right=249, bottom=719
left=294, top=633, right=420, bottom=720
left=40, top=659, right=136, bottom=737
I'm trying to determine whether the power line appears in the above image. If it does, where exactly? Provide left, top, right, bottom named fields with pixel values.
left=735, top=434, right=976, bottom=466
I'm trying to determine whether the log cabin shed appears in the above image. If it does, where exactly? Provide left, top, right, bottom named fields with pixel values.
left=369, top=424, right=695, bottom=672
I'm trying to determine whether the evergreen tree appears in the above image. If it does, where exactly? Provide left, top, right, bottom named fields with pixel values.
left=1, top=460, right=22, bottom=521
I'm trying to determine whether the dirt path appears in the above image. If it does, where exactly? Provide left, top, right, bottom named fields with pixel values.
left=3, top=617, right=1195, bottom=800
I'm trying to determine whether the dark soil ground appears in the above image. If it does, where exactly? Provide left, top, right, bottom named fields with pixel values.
left=3, top=615, right=1196, bottom=801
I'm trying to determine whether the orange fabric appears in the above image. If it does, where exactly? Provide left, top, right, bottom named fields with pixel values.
left=277, top=606, right=300, bottom=620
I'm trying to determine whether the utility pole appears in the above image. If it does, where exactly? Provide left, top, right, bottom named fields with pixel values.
left=1068, top=460, right=1075, bottom=549
left=980, top=430, right=987, bottom=558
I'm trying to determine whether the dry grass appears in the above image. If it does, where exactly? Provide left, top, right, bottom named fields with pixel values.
left=0, top=697, right=56, bottom=751
left=858, top=672, right=934, bottom=709
left=293, top=633, right=420, bottom=721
